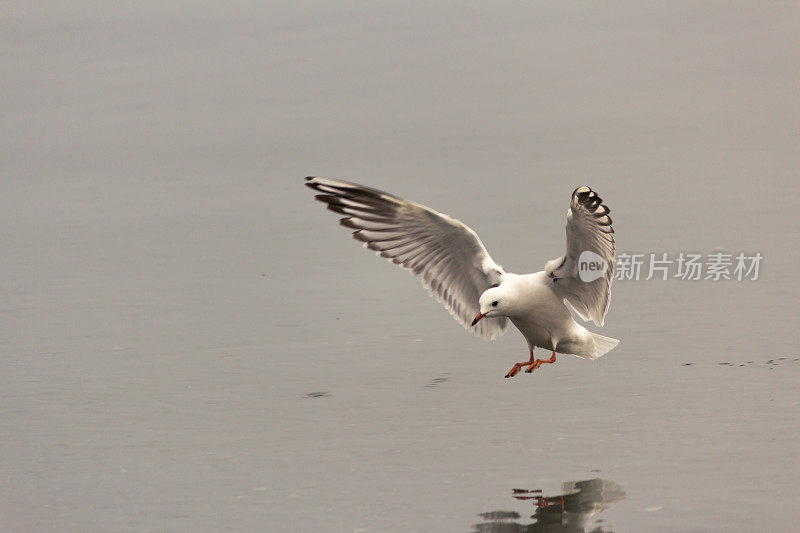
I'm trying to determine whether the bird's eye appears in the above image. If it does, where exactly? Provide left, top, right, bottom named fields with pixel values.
left=492, top=301, right=498, bottom=307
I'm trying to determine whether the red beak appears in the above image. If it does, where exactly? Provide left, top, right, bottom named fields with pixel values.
left=471, top=312, right=486, bottom=327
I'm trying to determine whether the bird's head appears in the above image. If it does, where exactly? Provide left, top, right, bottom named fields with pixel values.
left=472, top=286, right=511, bottom=326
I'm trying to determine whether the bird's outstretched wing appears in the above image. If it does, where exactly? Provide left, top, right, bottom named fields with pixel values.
left=305, top=176, right=509, bottom=340
left=545, top=186, right=616, bottom=326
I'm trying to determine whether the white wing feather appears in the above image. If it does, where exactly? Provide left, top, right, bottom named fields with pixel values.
left=306, top=177, right=509, bottom=340
left=545, top=186, right=616, bottom=326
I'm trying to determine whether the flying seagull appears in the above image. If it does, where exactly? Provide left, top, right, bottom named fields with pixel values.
left=305, top=177, right=618, bottom=378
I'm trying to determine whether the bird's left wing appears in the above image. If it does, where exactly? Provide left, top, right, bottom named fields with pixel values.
left=305, top=176, right=509, bottom=340
left=545, top=186, right=616, bottom=326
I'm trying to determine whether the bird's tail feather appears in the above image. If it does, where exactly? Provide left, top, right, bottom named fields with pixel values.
left=586, top=332, right=620, bottom=360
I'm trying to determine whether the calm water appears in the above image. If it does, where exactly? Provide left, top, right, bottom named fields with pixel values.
left=3, top=2, right=799, bottom=531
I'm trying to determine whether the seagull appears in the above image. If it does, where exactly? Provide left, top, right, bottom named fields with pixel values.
left=305, top=177, right=619, bottom=378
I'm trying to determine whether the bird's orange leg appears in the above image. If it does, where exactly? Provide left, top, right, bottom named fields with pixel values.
left=524, top=349, right=557, bottom=374
left=535, top=495, right=565, bottom=509
left=505, top=350, right=536, bottom=378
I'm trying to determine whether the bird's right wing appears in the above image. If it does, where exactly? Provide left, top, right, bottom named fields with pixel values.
left=545, top=186, right=616, bottom=326
left=306, top=177, right=509, bottom=340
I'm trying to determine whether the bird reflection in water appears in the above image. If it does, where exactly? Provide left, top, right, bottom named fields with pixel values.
left=472, top=478, right=625, bottom=532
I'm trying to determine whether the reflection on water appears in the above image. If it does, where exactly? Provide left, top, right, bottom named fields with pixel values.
left=472, top=479, right=625, bottom=532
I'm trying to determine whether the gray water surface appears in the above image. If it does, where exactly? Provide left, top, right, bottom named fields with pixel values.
left=3, top=2, right=799, bottom=531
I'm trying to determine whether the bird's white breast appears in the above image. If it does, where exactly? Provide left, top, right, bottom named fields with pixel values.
left=505, top=272, right=584, bottom=351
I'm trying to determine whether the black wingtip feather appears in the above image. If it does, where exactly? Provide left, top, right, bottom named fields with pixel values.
left=352, top=230, right=370, bottom=243
left=314, top=194, right=339, bottom=204
left=339, top=218, right=359, bottom=229
left=573, top=186, right=613, bottom=219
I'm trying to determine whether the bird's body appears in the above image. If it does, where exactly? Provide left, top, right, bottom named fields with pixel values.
left=503, top=272, right=587, bottom=354
left=305, top=176, right=619, bottom=377
left=494, top=272, right=618, bottom=359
